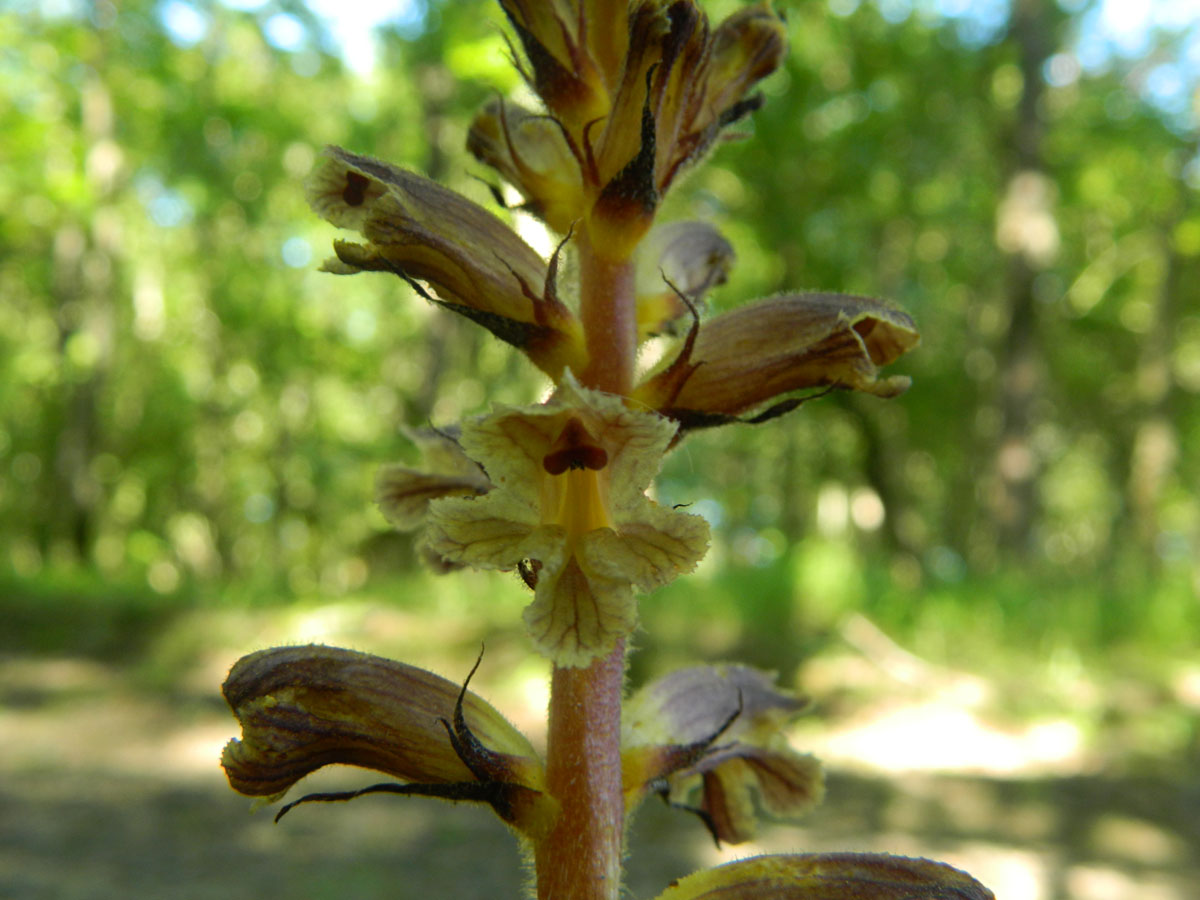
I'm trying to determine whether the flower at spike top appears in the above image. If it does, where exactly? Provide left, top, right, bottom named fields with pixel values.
left=424, top=376, right=709, bottom=666
left=472, top=0, right=788, bottom=256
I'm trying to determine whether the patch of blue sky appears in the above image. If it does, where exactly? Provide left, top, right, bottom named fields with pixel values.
left=1083, top=0, right=1200, bottom=127
left=159, top=0, right=208, bottom=48
left=293, top=0, right=428, bottom=72
left=263, top=12, right=306, bottom=52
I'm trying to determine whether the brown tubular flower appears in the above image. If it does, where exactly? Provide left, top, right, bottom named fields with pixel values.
left=649, top=853, right=996, bottom=900
left=221, top=646, right=553, bottom=836
left=635, top=293, right=921, bottom=434
left=622, top=665, right=823, bottom=844
left=476, top=1, right=786, bottom=259
left=306, top=145, right=586, bottom=380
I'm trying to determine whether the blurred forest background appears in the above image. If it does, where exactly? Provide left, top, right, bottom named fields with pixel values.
left=3, top=1, right=1200, bottom=898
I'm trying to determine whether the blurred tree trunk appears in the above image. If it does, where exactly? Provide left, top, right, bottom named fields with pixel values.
left=986, top=0, right=1061, bottom=559
left=1121, top=171, right=1190, bottom=566
left=50, top=59, right=121, bottom=563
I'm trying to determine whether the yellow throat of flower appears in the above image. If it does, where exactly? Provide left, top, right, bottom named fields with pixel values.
left=541, top=416, right=614, bottom=543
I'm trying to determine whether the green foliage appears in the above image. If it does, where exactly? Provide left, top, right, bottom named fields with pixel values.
left=3, top=1, right=1198, bottom=674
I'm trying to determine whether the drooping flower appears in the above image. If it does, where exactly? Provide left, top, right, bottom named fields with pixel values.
left=424, top=375, right=709, bottom=666
left=306, top=145, right=586, bottom=380
left=634, top=220, right=734, bottom=340
left=635, top=292, right=921, bottom=434
left=221, top=645, right=555, bottom=837
left=622, top=664, right=823, bottom=844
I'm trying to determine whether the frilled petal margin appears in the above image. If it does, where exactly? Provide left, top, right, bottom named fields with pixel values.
left=426, top=377, right=709, bottom=667
left=650, top=853, right=995, bottom=900
left=622, top=664, right=822, bottom=844
left=221, top=645, right=553, bottom=836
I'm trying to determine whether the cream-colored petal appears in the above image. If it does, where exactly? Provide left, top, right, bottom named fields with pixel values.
left=425, top=494, right=557, bottom=570
left=457, top=403, right=564, bottom=502
left=580, top=502, right=709, bottom=593
left=405, top=424, right=486, bottom=479
left=523, top=556, right=637, bottom=667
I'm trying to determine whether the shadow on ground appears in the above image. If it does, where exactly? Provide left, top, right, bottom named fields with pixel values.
left=3, top=759, right=1197, bottom=899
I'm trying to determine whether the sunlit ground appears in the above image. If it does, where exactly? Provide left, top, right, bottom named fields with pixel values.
left=2, top=580, right=1197, bottom=900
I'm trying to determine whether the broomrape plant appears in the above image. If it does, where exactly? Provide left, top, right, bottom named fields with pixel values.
left=221, top=2, right=995, bottom=898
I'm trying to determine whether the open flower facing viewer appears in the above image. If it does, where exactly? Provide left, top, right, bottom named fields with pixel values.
left=221, top=2, right=994, bottom=899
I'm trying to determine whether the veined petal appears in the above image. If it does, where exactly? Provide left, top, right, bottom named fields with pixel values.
left=571, top=385, right=677, bottom=512
left=425, top=494, right=560, bottom=570
left=651, top=853, right=995, bottom=900
left=523, top=555, right=637, bottom=667
left=376, top=465, right=489, bottom=531
left=665, top=746, right=823, bottom=844
left=580, top=501, right=709, bottom=592
left=622, top=665, right=819, bottom=842
left=457, top=401, right=568, bottom=501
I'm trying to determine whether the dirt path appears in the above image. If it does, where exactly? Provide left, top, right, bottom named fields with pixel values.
left=2, top=643, right=1197, bottom=899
